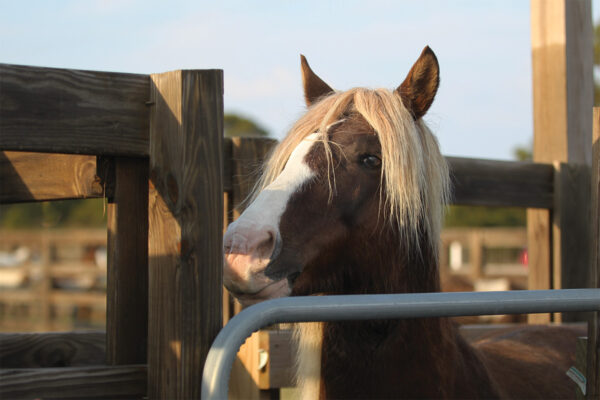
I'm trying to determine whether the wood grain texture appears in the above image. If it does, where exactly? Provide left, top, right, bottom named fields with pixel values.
left=0, top=331, right=105, bottom=368
left=230, top=332, right=273, bottom=400
left=0, top=365, right=146, bottom=399
left=529, top=1, right=592, bottom=323
left=106, top=157, right=149, bottom=365
left=587, top=107, right=600, bottom=398
left=0, top=151, right=103, bottom=203
left=448, top=157, right=554, bottom=208
left=530, top=0, right=593, bottom=166
left=147, top=69, right=223, bottom=399
left=260, top=330, right=296, bottom=389
left=0, top=63, right=150, bottom=156
left=552, top=162, right=591, bottom=322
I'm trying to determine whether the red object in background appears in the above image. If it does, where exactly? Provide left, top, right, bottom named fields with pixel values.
left=519, top=249, right=528, bottom=267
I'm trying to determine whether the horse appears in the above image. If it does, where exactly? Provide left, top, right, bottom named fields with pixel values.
left=223, top=47, right=583, bottom=399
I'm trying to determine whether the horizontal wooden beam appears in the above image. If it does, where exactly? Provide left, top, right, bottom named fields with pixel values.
left=1, top=138, right=555, bottom=210
left=0, top=331, right=105, bottom=368
left=0, top=151, right=105, bottom=204
left=223, top=139, right=555, bottom=209
left=0, top=364, right=146, bottom=399
left=447, top=156, right=554, bottom=209
left=0, top=63, right=149, bottom=157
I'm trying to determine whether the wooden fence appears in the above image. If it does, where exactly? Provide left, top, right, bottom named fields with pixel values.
left=0, top=3, right=598, bottom=393
left=1, top=64, right=224, bottom=399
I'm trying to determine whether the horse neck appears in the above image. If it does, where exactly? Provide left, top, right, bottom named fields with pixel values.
left=330, top=230, right=456, bottom=397
left=299, top=227, right=502, bottom=398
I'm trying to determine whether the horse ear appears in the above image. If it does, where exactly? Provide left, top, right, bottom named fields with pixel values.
left=300, top=55, right=334, bottom=106
left=397, top=46, right=439, bottom=120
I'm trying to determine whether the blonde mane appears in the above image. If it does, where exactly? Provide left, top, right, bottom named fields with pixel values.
left=253, top=87, right=449, bottom=251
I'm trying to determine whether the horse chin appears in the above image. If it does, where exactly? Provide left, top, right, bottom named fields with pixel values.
left=232, top=279, right=291, bottom=308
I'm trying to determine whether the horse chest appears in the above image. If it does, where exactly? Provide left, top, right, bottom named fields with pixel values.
left=295, top=320, right=455, bottom=399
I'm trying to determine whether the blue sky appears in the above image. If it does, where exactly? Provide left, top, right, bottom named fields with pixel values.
left=1, top=1, right=597, bottom=160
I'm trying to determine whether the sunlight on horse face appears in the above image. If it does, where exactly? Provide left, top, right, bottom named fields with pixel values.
left=224, top=115, right=382, bottom=306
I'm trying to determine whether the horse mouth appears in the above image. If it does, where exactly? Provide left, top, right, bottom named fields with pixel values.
left=287, top=272, right=300, bottom=287
left=230, top=279, right=291, bottom=307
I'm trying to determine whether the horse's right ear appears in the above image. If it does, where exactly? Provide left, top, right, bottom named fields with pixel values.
left=396, top=46, right=440, bottom=120
left=301, top=55, right=334, bottom=106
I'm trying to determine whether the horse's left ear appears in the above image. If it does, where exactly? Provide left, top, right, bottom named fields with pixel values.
left=301, top=55, right=334, bottom=106
left=396, top=46, right=439, bottom=120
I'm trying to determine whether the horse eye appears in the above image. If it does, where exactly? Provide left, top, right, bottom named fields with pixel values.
left=360, top=155, right=381, bottom=169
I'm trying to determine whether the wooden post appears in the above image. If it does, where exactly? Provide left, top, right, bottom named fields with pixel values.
left=587, top=108, right=600, bottom=398
left=528, top=0, right=593, bottom=323
left=106, top=157, right=149, bottom=365
left=147, top=70, right=223, bottom=399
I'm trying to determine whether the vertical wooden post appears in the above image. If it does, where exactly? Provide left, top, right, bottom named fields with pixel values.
left=147, top=70, right=223, bottom=399
left=587, top=108, right=600, bottom=398
left=528, top=0, right=593, bottom=323
left=106, top=157, right=149, bottom=365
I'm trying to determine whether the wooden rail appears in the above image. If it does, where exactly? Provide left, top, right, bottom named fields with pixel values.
left=448, top=156, right=554, bottom=209
left=1, top=147, right=557, bottom=209
left=0, top=365, right=146, bottom=399
left=0, top=331, right=105, bottom=368
left=0, top=152, right=104, bottom=203
left=0, top=64, right=149, bottom=157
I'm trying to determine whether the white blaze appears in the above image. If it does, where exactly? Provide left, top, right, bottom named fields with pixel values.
left=225, top=133, right=320, bottom=255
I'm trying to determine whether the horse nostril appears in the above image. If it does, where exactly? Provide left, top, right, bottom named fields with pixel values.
left=256, top=229, right=277, bottom=257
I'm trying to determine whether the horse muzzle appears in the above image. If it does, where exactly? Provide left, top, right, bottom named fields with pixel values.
left=223, top=222, right=287, bottom=306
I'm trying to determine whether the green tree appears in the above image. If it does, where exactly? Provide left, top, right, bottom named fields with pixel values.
left=0, top=199, right=107, bottom=229
left=224, top=113, right=269, bottom=137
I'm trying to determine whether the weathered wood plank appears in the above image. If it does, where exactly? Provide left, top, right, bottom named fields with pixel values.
left=106, top=158, right=149, bottom=365
left=553, top=162, right=591, bottom=322
left=0, top=331, right=105, bottom=368
left=0, top=365, right=146, bottom=399
left=528, top=0, right=593, bottom=323
left=530, top=0, right=593, bottom=165
left=230, top=332, right=276, bottom=399
left=0, top=63, right=150, bottom=156
left=588, top=107, right=600, bottom=398
left=148, top=69, right=223, bottom=399
left=448, top=157, right=554, bottom=209
left=0, top=151, right=104, bottom=203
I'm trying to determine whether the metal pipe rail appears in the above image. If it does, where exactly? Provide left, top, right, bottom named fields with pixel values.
left=201, top=289, right=600, bottom=399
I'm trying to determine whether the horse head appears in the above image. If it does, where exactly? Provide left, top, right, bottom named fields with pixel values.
left=224, top=47, right=448, bottom=307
